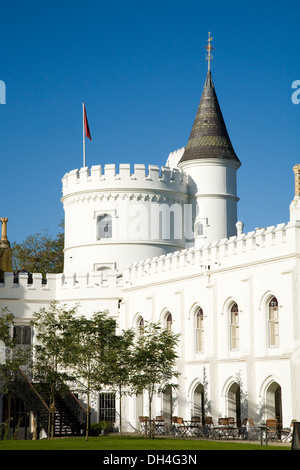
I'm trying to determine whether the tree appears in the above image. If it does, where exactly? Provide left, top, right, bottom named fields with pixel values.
left=31, top=301, right=77, bottom=439
left=12, top=221, right=64, bottom=277
left=0, top=308, right=32, bottom=438
left=105, top=328, right=135, bottom=436
left=132, top=322, right=181, bottom=437
left=64, top=311, right=118, bottom=441
left=0, top=308, right=31, bottom=390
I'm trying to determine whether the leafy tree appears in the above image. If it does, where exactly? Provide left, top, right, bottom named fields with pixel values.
left=0, top=308, right=31, bottom=390
left=12, top=221, right=64, bottom=277
left=31, top=301, right=77, bottom=439
left=64, top=311, right=118, bottom=441
left=105, top=328, right=135, bottom=436
left=132, top=322, right=181, bottom=437
left=0, top=308, right=32, bottom=438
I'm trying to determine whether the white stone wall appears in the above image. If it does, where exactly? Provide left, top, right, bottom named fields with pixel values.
left=62, top=163, right=189, bottom=273
left=179, top=158, right=240, bottom=244
left=120, top=220, right=300, bottom=428
left=1, top=220, right=300, bottom=430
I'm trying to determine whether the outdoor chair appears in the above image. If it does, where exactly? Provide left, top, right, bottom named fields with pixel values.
left=281, top=420, right=297, bottom=443
left=240, top=418, right=259, bottom=440
left=139, top=416, right=150, bottom=435
left=172, top=417, right=187, bottom=437
left=202, top=416, right=216, bottom=438
left=266, top=419, right=278, bottom=441
left=189, top=416, right=201, bottom=437
left=155, top=416, right=165, bottom=435
left=240, top=418, right=248, bottom=439
left=216, top=418, right=229, bottom=439
left=248, top=418, right=260, bottom=440
left=215, top=417, right=239, bottom=439
left=227, top=417, right=239, bottom=438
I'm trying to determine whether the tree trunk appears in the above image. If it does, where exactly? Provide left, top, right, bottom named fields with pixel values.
left=86, top=390, right=90, bottom=441
left=119, top=384, right=122, bottom=437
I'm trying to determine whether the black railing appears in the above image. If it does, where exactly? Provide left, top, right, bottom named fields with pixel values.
left=55, top=390, right=87, bottom=435
left=11, top=368, right=50, bottom=434
left=9, top=369, right=88, bottom=438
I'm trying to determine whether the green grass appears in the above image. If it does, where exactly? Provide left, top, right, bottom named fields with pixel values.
left=0, top=435, right=291, bottom=451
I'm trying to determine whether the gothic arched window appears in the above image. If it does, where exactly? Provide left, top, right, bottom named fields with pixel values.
left=268, top=297, right=279, bottom=347
left=195, top=308, right=204, bottom=353
left=137, top=317, right=144, bottom=337
left=166, top=313, right=173, bottom=331
left=230, top=303, right=239, bottom=351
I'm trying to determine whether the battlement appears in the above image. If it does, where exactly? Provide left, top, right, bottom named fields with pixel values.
left=0, top=270, right=123, bottom=301
left=62, top=163, right=189, bottom=198
left=165, top=147, right=185, bottom=169
left=1, top=222, right=298, bottom=299
left=123, top=221, right=298, bottom=285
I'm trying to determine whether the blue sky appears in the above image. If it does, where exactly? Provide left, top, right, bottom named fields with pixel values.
left=1, top=0, right=300, bottom=243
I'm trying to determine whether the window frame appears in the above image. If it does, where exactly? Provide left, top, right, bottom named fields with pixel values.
left=96, top=213, right=113, bottom=240
left=195, top=307, right=204, bottom=354
left=268, top=296, right=279, bottom=348
left=166, top=312, right=173, bottom=332
left=229, top=303, right=239, bottom=351
left=13, top=325, right=32, bottom=346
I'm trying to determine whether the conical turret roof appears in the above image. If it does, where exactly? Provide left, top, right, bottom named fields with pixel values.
left=179, top=70, right=240, bottom=165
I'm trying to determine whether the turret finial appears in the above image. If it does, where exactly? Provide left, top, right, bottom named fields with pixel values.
left=205, top=32, right=214, bottom=71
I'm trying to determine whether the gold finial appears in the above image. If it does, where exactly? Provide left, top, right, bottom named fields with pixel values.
left=205, top=31, right=214, bottom=71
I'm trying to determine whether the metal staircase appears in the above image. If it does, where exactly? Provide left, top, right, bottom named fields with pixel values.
left=8, top=368, right=87, bottom=438
left=10, top=368, right=50, bottom=436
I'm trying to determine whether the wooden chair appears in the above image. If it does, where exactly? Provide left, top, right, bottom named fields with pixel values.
left=172, top=417, right=188, bottom=437
left=189, top=416, right=201, bottom=436
left=227, top=417, right=239, bottom=438
left=266, top=419, right=278, bottom=441
left=139, top=416, right=150, bottom=434
left=241, top=418, right=260, bottom=440
left=216, top=418, right=238, bottom=439
left=203, top=416, right=215, bottom=438
left=155, top=415, right=165, bottom=434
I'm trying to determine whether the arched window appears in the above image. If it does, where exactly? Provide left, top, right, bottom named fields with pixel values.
left=230, top=303, right=239, bottom=351
left=195, top=308, right=204, bottom=353
left=268, top=297, right=279, bottom=347
left=97, top=214, right=112, bottom=239
left=137, top=317, right=144, bottom=337
left=193, top=384, right=205, bottom=425
left=166, top=313, right=172, bottom=331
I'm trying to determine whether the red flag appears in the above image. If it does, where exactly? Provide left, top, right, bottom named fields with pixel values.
left=83, top=104, right=92, bottom=140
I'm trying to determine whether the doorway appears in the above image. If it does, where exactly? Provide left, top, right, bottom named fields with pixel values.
left=227, top=382, right=241, bottom=427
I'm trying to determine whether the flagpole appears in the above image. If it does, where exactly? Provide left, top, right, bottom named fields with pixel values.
left=82, top=103, right=86, bottom=167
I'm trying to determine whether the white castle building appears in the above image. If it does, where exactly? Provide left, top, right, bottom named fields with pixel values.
left=1, top=62, right=300, bottom=437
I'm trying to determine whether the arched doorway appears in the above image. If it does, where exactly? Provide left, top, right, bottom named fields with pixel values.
left=227, top=382, right=241, bottom=427
left=163, top=385, right=173, bottom=426
left=266, top=381, right=282, bottom=429
left=193, top=384, right=205, bottom=425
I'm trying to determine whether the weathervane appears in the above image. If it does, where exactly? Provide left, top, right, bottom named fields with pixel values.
left=205, top=32, right=214, bottom=71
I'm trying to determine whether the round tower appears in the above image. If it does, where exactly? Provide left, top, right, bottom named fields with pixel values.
left=61, top=164, right=189, bottom=274
left=178, top=39, right=241, bottom=245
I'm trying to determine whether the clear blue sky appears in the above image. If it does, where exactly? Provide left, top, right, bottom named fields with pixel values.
left=1, top=0, right=300, bottom=243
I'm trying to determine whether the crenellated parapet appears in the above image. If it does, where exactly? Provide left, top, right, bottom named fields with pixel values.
left=0, top=221, right=298, bottom=301
left=61, top=163, right=189, bottom=200
left=123, top=222, right=297, bottom=285
left=0, top=270, right=124, bottom=302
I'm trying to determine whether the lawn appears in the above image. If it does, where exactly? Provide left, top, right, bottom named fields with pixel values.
left=0, top=435, right=291, bottom=451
